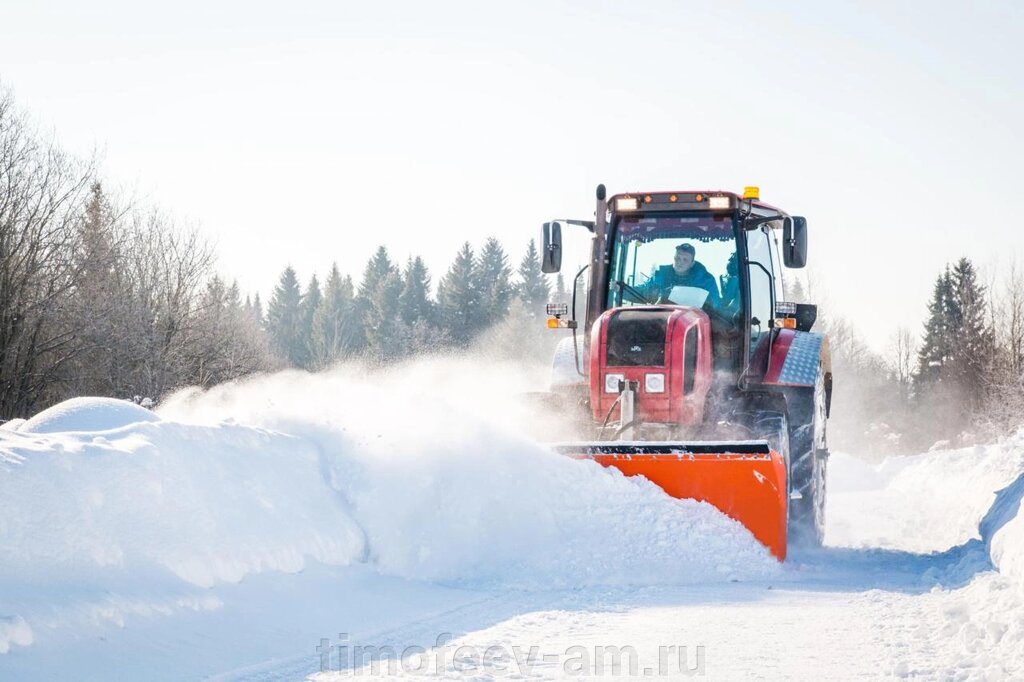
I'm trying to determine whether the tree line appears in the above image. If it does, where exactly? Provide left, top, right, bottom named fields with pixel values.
left=7, top=84, right=1024, bottom=453
left=0, top=88, right=270, bottom=419
left=261, top=238, right=568, bottom=369
left=791, top=257, right=1024, bottom=453
left=0, top=88, right=573, bottom=418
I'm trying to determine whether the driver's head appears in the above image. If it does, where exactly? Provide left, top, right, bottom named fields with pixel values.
left=673, top=243, right=695, bottom=275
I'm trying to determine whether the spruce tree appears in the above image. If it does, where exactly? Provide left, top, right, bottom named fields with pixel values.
left=786, top=278, right=809, bottom=304
left=251, top=293, right=264, bottom=327
left=357, top=247, right=397, bottom=303
left=516, top=238, right=551, bottom=317
left=226, top=280, right=242, bottom=311
left=311, top=263, right=359, bottom=367
left=71, top=182, right=122, bottom=393
left=555, top=273, right=567, bottom=305
left=437, top=242, right=480, bottom=345
left=76, top=182, right=119, bottom=296
left=202, top=275, right=228, bottom=310
left=267, top=266, right=304, bottom=366
left=367, top=269, right=404, bottom=360
left=295, top=274, right=322, bottom=369
left=916, top=268, right=955, bottom=390
left=354, top=246, right=398, bottom=352
left=474, top=237, right=513, bottom=328
left=400, top=256, right=434, bottom=328
left=950, top=258, right=993, bottom=410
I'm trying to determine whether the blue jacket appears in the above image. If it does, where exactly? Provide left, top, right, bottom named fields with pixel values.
left=635, top=261, right=721, bottom=308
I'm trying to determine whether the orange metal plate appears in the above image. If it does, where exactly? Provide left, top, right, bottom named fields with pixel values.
left=571, top=449, right=788, bottom=560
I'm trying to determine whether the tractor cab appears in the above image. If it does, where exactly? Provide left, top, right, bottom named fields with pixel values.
left=543, top=186, right=811, bottom=386
left=539, top=185, right=830, bottom=560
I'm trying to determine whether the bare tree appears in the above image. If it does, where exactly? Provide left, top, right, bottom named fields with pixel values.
left=887, top=326, right=916, bottom=401
left=0, top=90, right=94, bottom=417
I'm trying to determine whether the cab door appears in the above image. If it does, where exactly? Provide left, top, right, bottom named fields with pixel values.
left=744, top=225, right=776, bottom=359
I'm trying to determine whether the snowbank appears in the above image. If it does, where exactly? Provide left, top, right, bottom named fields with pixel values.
left=991, top=509, right=1024, bottom=589
left=829, top=432, right=1024, bottom=592
left=827, top=438, right=1024, bottom=554
left=980, top=457, right=1024, bottom=591
left=157, top=360, right=779, bottom=588
left=19, top=396, right=160, bottom=434
left=0, top=361, right=779, bottom=658
left=0, top=419, right=366, bottom=589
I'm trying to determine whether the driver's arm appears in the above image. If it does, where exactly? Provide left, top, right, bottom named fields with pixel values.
left=626, top=270, right=663, bottom=303
left=701, top=272, right=722, bottom=309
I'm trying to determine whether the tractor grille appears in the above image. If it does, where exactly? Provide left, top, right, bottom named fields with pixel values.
left=605, top=310, right=669, bottom=367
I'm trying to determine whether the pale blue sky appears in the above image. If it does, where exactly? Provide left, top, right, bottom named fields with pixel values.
left=1, top=0, right=1020, bottom=350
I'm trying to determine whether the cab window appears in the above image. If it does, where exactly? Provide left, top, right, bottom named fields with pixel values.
left=745, top=226, right=774, bottom=357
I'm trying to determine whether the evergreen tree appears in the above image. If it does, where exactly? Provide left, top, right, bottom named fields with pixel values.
left=266, top=266, right=304, bottom=366
left=555, top=272, right=567, bottom=304
left=296, top=273, right=322, bottom=369
left=474, top=237, right=513, bottom=327
left=437, top=242, right=481, bottom=345
left=355, top=246, right=398, bottom=354
left=311, top=263, right=359, bottom=367
left=361, top=270, right=403, bottom=361
left=226, top=280, right=242, bottom=311
left=915, top=268, right=955, bottom=390
left=516, top=238, right=550, bottom=317
left=251, top=293, right=264, bottom=327
left=69, top=182, right=126, bottom=395
left=399, top=256, right=434, bottom=328
left=202, top=275, right=228, bottom=310
left=786, top=278, right=809, bottom=304
left=357, top=247, right=398, bottom=304
left=949, top=258, right=993, bottom=410
left=76, top=182, right=119, bottom=295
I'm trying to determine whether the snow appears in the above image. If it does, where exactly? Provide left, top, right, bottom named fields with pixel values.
left=157, top=362, right=778, bottom=587
left=18, top=396, right=160, bottom=434
left=2, top=360, right=1024, bottom=680
left=0, top=360, right=777, bottom=678
left=827, top=440, right=1024, bottom=554
left=980, top=449, right=1024, bottom=591
left=828, top=433, right=1024, bottom=590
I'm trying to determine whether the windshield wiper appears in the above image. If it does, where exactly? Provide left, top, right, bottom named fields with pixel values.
left=614, top=280, right=653, bottom=305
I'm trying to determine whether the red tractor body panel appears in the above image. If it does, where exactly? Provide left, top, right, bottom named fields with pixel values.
left=588, top=306, right=713, bottom=426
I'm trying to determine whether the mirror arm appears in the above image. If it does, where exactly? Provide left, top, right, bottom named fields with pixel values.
left=561, top=219, right=596, bottom=233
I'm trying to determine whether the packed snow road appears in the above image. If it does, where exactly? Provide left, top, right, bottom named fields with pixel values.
left=1, top=361, right=1023, bottom=680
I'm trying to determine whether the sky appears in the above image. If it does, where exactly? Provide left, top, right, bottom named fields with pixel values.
left=1, top=0, right=1021, bottom=351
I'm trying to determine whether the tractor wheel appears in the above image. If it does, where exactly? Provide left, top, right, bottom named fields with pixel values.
left=787, top=367, right=829, bottom=547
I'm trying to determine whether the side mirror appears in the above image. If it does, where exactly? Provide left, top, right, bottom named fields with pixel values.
left=541, top=221, right=562, bottom=273
left=782, top=216, right=808, bottom=268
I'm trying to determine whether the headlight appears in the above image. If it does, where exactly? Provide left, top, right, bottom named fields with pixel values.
left=645, top=373, right=665, bottom=393
left=604, top=373, right=625, bottom=394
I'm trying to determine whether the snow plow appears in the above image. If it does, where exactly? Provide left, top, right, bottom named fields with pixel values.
left=540, top=186, right=832, bottom=560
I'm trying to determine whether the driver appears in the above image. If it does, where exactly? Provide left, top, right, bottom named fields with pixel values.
left=636, top=243, right=721, bottom=307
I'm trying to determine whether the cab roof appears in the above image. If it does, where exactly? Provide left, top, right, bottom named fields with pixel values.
left=609, top=190, right=788, bottom=218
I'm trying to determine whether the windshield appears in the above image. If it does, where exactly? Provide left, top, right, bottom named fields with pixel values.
left=607, top=213, right=739, bottom=313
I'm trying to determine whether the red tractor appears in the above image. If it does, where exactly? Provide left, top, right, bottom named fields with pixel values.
left=541, top=185, right=831, bottom=559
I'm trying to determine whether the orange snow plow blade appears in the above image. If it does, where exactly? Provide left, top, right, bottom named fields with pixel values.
left=553, top=441, right=789, bottom=560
